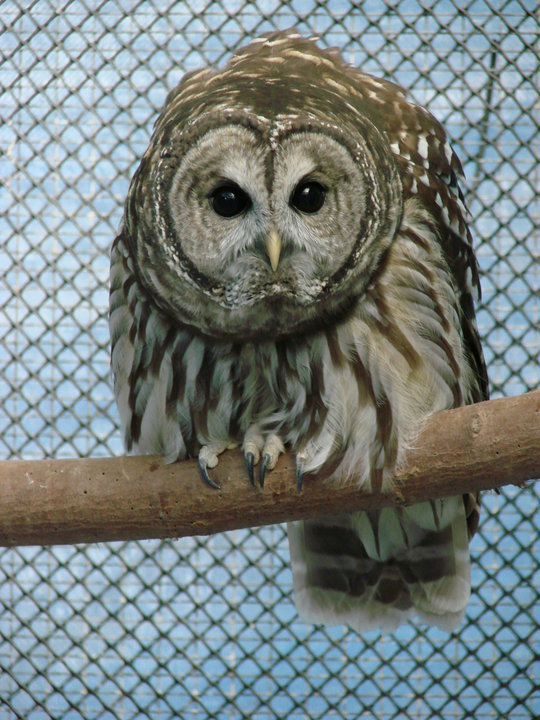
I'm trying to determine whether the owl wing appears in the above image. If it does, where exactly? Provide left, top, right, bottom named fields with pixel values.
left=287, top=66, right=487, bottom=633
left=366, top=73, right=489, bottom=403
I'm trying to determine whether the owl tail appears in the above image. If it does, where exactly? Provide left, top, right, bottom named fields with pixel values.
left=287, top=496, right=472, bottom=633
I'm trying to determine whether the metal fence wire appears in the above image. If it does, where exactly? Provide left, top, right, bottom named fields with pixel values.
left=0, top=2, right=538, bottom=718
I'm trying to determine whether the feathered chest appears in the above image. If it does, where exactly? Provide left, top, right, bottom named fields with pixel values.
left=224, top=337, right=330, bottom=438
left=110, top=209, right=477, bottom=485
left=165, top=331, right=330, bottom=448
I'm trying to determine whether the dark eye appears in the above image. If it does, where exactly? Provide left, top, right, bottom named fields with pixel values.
left=210, top=184, right=250, bottom=218
left=290, top=181, right=327, bottom=214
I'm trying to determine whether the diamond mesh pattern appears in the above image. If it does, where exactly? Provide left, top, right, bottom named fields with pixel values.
left=0, top=2, right=538, bottom=718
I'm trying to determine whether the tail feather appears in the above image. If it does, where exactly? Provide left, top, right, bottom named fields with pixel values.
left=288, top=496, right=470, bottom=633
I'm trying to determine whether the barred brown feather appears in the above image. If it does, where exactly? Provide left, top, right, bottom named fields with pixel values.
left=110, top=31, right=487, bottom=632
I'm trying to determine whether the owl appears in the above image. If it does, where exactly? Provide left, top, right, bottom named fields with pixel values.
left=110, top=32, right=488, bottom=632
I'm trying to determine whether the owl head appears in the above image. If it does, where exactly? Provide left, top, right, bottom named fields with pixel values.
left=123, top=32, right=403, bottom=339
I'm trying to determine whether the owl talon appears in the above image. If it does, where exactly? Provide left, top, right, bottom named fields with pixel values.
left=296, top=464, right=304, bottom=493
left=259, top=453, right=271, bottom=488
left=198, top=457, right=221, bottom=490
left=245, top=451, right=256, bottom=487
left=243, top=430, right=284, bottom=488
left=198, top=438, right=241, bottom=489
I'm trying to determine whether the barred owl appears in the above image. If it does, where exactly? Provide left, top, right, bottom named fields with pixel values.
left=110, top=32, right=488, bottom=632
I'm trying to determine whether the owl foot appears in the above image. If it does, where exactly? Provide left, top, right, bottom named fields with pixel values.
left=295, top=448, right=315, bottom=493
left=198, top=441, right=238, bottom=490
left=296, top=463, right=304, bottom=493
left=243, top=429, right=284, bottom=488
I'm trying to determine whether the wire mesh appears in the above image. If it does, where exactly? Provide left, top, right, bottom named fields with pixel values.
left=0, top=1, right=538, bottom=718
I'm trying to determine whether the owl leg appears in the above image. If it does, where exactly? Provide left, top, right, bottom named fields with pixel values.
left=198, top=441, right=238, bottom=489
left=243, top=427, right=284, bottom=488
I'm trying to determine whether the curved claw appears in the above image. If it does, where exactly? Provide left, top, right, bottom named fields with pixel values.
left=198, top=457, right=220, bottom=490
left=296, top=464, right=304, bottom=493
left=245, top=451, right=255, bottom=487
left=259, top=453, right=271, bottom=489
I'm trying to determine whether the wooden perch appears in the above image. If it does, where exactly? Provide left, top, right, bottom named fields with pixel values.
left=0, top=390, right=538, bottom=547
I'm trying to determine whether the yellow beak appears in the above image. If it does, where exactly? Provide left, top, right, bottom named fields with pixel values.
left=266, top=228, right=282, bottom=272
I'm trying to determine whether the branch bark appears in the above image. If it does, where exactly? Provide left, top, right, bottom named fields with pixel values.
left=0, top=390, right=538, bottom=547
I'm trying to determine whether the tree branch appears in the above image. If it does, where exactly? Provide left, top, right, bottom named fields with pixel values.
left=0, top=390, right=538, bottom=546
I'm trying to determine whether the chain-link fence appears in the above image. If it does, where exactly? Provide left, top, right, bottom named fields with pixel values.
left=1, top=2, right=538, bottom=718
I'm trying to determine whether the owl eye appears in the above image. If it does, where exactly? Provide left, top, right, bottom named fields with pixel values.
left=210, top=184, right=250, bottom=218
left=290, top=181, right=327, bottom=214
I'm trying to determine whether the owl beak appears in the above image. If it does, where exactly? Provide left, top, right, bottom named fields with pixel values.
left=266, top=228, right=282, bottom=272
